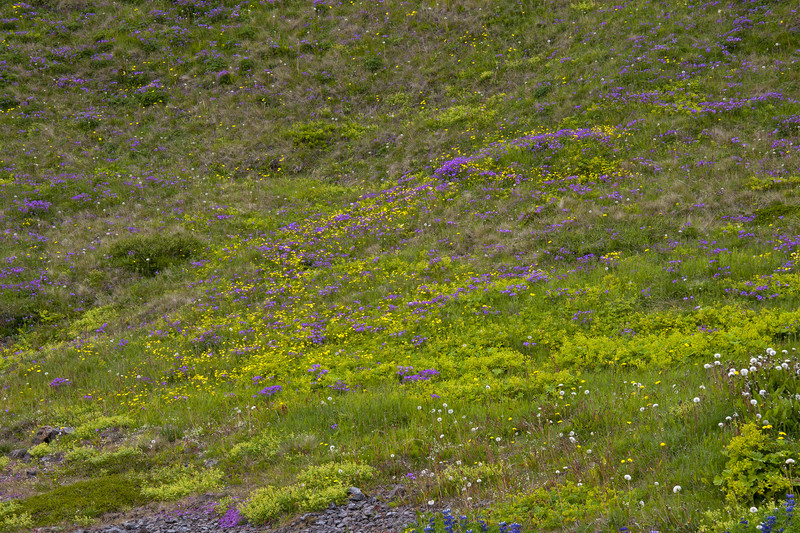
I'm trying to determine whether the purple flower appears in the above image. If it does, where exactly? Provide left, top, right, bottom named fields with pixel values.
left=219, top=507, right=243, bottom=528
left=258, top=385, right=282, bottom=397
left=402, top=369, right=440, bottom=382
left=49, top=377, right=71, bottom=388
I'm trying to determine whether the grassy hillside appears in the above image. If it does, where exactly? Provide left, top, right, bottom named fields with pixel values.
left=1, top=0, right=800, bottom=531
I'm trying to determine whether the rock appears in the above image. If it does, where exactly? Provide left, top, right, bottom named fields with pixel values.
left=58, top=426, right=75, bottom=435
left=348, top=486, right=367, bottom=501
left=8, top=448, right=29, bottom=460
left=32, top=426, right=58, bottom=445
left=388, top=484, right=406, bottom=500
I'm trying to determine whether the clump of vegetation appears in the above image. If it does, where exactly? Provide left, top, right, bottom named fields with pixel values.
left=141, top=465, right=223, bottom=500
left=714, top=423, right=797, bottom=505
left=108, top=233, right=203, bottom=276
left=241, top=461, right=375, bottom=524
left=0, top=500, right=32, bottom=532
left=18, top=475, right=146, bottom=526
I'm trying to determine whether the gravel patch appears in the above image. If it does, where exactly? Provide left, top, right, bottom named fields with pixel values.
left=37, top=486, right=420, bottom=533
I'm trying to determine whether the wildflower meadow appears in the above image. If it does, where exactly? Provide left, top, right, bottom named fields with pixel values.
left=0, top=0, right=799, bottom=531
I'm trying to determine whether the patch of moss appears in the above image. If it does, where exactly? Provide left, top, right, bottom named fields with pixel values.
left=18, top=475, right=147, bottom=526
left=753, top=202, right=800, bottom=225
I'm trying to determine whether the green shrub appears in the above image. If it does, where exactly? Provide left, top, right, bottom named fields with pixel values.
left=714, top=423, right=797, bottom=505
left=228, top=430, right=281, bottom=461
left=298, top=485, right=347, bottom=512
left=240, top=484, right=302, bottom=523
left=141, top=465, right=223, bottom=500
left=747, top=176, right=800, bottom=192
left=295, top=460, right=375, bottom=490
left=285, top=120, right=367, bottom=148
left=28, top=443, right=52, bottom=459
left=364, top=56, right=383, bottom=72
left=64, top=446, right=98, bottom=463
left=108, top=233, right=203, bottom=276
left=241, top=461, right=375, bottom=524
left=0, top=500, right=32, bottom=532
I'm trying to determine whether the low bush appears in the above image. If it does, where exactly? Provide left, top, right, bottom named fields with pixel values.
left=141, top=465, right=223, bottom=500
left=241, top=461, right=375, bottom=524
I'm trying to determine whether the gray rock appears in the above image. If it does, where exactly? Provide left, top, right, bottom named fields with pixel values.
left=388, top=484, right=406, bottom=500
left=32, top=426, right=58, bottom=444
left=348, top=486, right=366, bottom=501
left=8, top=448, right=29, bottom=460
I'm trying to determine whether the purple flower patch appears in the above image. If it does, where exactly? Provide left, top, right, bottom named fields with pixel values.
left=49, top=377, right=71, bottom=388
left=258, top=385, right=282, bottom=397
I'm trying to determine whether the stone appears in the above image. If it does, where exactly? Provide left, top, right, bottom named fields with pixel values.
left=32, top=426, right=58, bottom=445
left=348, top=486, right=367, bottom=501
left=388, top=484, right=406, bottom=500
left=8, top=448, right=29, bottom=460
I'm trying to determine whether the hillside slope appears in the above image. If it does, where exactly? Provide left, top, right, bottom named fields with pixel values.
left=1, top=0, right=800, bottom=531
